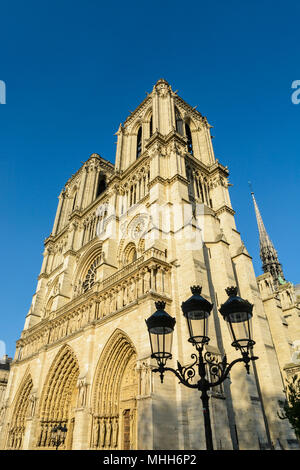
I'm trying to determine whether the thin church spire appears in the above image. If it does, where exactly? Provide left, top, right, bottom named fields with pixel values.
left=249, top=184, right=286, bottom=285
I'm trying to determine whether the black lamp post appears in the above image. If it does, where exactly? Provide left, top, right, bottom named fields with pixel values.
left=51, top=423, right=68, bottom=450
left=145, top=286, right=258, bottom=451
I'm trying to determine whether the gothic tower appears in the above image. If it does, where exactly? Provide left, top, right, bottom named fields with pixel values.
left=0, top=79, right=299, bottom=450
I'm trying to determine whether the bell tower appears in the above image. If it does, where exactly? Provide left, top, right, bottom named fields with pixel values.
left=115, top=78, right=216, bottom=173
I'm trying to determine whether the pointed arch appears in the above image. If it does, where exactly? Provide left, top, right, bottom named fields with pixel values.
left=7, top=371, right=33, bottom=449
left=73, top=241, right=103, bottom=294
left=45, top=296, right=54, bottom=316
left=37, top=345, right=80, bottom=449
left=91, top=330, right=138, bottom=450
left=122, top=242, right=137, bottom=266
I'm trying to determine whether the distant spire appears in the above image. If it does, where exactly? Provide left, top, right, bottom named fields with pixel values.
left=249, top=184, right=286, bottom=285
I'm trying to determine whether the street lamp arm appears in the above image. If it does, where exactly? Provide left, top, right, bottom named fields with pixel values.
left=153, top=360, right=200, bottom=389
left=204, top=352, right=258, bottom=389
left=152, top=350, right=258, bottom=390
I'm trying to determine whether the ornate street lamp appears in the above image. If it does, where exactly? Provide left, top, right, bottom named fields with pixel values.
left=219, top=286, right=255, bottom=362
left=181, top=286, right=213, bottom=346
left=51, top=423, right=68, bottom=450
left=145, top=300, right=176, bottom=382
left=145, top=286, right=258, bottom=450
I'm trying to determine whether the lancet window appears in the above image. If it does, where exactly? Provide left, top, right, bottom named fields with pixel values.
left=82, top=208, right=107, bottom=246
left=121, top=167, right=150, bottom=212
left=96, top=173, right=107, bottom=198
left=136, top=127, right=142, bottom=159
left=175, top=107, right=184, bottom=135
left=185, top=165, right=212, bottom=207
left=185, top=123, right=193, bottom=155
left=72, top=191, right=77, bottom=211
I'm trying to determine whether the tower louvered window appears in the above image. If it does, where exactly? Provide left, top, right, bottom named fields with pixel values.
left=72, top=192, right=77, bottom=211
left=175, top=108, right=183, bottom=135
left=136, top=126, right=142, bottom=158
left=185, top=123, right=193, bottom=155
left=96, top=174, right=106, bottom=198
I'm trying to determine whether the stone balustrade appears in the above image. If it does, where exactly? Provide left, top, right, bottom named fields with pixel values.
left=16, top=253, right=172, bottom=362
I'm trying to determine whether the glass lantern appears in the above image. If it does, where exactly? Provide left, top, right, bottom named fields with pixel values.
left=181, top=286, right=213, bottom=346
left=219, top=286, right=254, bottom=353
left=145, top=301, right=176, bottom=366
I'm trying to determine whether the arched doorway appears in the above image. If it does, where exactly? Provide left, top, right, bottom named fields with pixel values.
left=91, top=330, right=138, bottom=450
left=7, top=374, right=33, bottom=449
left=37, top=345, right=79, bottom=449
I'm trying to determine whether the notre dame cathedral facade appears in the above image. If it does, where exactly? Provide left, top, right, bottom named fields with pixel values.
left=0, top=79, right=299, bottom=450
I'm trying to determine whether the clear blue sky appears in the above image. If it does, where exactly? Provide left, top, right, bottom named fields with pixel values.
left=0, top=1, right=299, bottom=358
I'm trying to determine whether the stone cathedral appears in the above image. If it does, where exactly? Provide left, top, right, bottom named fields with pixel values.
left=1, top=79, right=300, bottom=450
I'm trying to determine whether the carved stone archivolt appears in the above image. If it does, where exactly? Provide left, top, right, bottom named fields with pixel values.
left=7, top=374, right=33, bottom=449
left=91, top=330, right=138, bottom=450
left=37, top=345, right=79, bottom=449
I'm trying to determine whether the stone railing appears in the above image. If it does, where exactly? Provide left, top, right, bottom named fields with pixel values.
left=16, top=252, right=172, bottom=362
left=102, top=247, right=167, bottom=289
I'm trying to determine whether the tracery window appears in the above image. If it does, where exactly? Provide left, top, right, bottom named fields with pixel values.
left=82, top=255, right=101, bottom=293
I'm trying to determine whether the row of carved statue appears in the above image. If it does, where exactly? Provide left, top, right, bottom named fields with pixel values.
left=18, top=264, right=171, bottom=361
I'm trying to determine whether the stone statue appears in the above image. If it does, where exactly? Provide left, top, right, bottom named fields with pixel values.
left=92, top=419, right=99, bottom=448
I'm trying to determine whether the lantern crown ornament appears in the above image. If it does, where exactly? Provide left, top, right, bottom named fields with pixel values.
left=145, top=301, right=176, bottom=331
left=219, top=286, right=253, bottom=317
